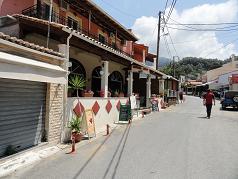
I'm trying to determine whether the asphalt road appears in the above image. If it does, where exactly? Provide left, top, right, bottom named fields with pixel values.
left=4, top=96, right=238, bottom=179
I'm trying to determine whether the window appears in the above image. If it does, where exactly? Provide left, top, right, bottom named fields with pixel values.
left=99, top=34, right=106, bottom=44
left=60, top=0, right=68, bottom=10
left=67, top=17, right=78, bottom=31
left=43, top=3, right=50, bottom=20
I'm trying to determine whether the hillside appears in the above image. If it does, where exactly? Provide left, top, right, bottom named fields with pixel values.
left=160, top=57, right=224, bottom=80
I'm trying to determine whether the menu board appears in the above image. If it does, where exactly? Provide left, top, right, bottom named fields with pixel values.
left=119, top=104, right=131, bottom=122
left=83, top=109, right=96, bottom=138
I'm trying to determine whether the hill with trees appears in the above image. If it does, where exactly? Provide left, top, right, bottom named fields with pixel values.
left=160, top=57, right=225, bottom=80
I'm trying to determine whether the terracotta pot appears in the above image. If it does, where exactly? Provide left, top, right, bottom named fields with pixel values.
left=72, top=132, right=83, bottom=143
left=82, top=92, right=94, bottom=97
left=119, top=93, right=124, bottom=97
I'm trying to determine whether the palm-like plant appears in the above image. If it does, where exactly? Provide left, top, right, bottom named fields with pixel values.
left=69, top=75, right=86, bottom=97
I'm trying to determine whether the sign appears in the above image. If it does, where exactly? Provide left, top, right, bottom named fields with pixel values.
left=83, top=109, right=96, bottom=139
left=119, top=104, right=131, bottom=123
left=232, top=74, right=238, bottom=84
left=151, top=98, right=159, bottom=111
left=130, top=95, right=137, bottom=109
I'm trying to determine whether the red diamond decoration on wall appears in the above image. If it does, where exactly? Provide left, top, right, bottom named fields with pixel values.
left=92, top=101, right=100, bottom=115
left=105, top=100, right=112, bottom=113
left=73, top=102, right=82, bottom=117
left=116, top=100, right=121, bottom=111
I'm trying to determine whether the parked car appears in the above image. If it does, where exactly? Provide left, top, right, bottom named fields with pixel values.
left=220, top=91, right=238, bottom=110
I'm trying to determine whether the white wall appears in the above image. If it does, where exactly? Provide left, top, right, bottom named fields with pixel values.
left=63, top=97, right=128, bottom=141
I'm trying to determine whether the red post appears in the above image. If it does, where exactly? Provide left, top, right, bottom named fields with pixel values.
left=71, top=135, right=76, bottom=153
left=106, top=124, right=110, bottom=135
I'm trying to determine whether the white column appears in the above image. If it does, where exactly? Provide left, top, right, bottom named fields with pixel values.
left=146, top=75, right=151, bottom=107
left=101, top=61, right=109, bottom=98
left=159, top=79, right=164, bottom=99
left=58, top=44, right=68, bottom=143
left=127, top=70, right=133, bottom=96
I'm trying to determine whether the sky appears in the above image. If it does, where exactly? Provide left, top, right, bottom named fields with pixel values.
left=92, top=0, right=238, bottom=60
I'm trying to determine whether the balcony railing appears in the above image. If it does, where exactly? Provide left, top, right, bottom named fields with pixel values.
left=22, top=4, right=133, bottom=58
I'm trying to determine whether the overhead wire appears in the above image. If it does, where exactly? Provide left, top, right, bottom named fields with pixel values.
left=203, top=37, right=238, bottom=58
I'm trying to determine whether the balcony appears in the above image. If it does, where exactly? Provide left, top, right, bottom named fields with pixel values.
left=22, top=4, right=132, bottom=57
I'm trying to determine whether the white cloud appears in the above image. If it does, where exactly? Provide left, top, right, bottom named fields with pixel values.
left=131, top=0, right=238, bottom=60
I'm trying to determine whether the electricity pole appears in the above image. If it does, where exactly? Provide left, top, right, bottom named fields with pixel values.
left=156, top=11, right=162, bottom=70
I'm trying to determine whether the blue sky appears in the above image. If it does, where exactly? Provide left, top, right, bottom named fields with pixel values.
left=93, top=0, right=238, bottom=60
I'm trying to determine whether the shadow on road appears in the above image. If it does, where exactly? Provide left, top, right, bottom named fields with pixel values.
left=72, top=127, right=116, bottom=179
left=72, top=123, right=132, bottom=179
left=102, top=124, right=131, bottom=179
left=197, top=116, right=208, bottom=119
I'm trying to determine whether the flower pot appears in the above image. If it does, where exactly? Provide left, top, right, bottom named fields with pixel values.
left=72, top=132, right=83, bottom=143
left=82, top=92, right=94, bottom=97
left=119, top=93, right=124, bottom=97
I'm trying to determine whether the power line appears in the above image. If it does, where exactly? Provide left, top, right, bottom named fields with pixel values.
left=167, top=22, right=238, bottom=25
left=165, top=31, right=238, bottom=45
left=166, top=26, right=238, bottom=31
left=163, top=35, right=173, bottom=59
left=204, top=37, right=238, bottom=58
left=164, top=0, right=177, bottom=26
left=98, top=0, right=138, bottom=19
left=163, top=16, right=238, bottom=31
left=164, top=0, right=169, bottom=12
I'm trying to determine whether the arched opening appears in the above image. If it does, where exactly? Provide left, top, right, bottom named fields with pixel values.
left=68, top=58, right=86, bottom=97
left=91, top=66, right=102, bottom=97
left=109, top=71, right=123, bottom=96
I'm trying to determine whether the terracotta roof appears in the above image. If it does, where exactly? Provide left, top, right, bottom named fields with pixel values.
left=13, top=14, right=66, bottom=29
left=0, top=31, right=64, bottom=58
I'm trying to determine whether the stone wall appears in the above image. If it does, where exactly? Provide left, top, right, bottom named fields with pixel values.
left=45, top=83, right=64, bottom=143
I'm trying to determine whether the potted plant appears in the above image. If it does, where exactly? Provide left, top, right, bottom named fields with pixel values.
left=68, top=75, right=86, bottom=97
left=100, top=90, right=111, bottom=97
left=82, top=89, right=94, bottom=97
left=69, top=116, right=83, bottom=143
left=114, top=90, right=119, bottom=97
left=119, top=91, right=124, bottom=97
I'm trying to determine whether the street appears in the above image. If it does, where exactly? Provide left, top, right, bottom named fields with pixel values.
left=4, top=96, right=238, bottom=179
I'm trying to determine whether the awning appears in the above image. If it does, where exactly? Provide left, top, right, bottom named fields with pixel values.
left=0, top=52, right=67, bottom=84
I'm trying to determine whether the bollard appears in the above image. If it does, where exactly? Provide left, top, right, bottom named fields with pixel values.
left=106, top=124, right=110, bottom=135
left=70, top=135, right=76, bottom=153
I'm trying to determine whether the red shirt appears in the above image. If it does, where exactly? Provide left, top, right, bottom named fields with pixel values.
left=204, top=92, right=214, bottom=105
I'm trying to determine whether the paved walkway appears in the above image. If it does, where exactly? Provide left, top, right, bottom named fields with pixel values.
left=3, top=96, right=238, bottom=179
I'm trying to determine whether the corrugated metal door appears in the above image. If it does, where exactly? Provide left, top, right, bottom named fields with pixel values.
left=0, top=78, right=46, bottom=157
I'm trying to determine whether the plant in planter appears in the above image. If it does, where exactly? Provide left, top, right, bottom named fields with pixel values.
left=99, top=90, right=111, bottom=97
left=68, top=75, right=86, bottom=97
left=69, top=116, right=83, bottom=143
left=82, top=89, right=94, bottom=97
left=119, top=91, right=124, bottom=97
left=113, top=90, right=119, bottom=97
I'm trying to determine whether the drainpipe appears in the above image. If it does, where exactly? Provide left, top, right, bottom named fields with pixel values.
left=46, top=0, right=53, bottom=48
left=61, top=30, right=74, bottom=143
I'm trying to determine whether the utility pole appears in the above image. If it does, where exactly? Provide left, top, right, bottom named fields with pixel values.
left=156, top=11, right=162, bottom=70
left=173, top=56, right=175, bottom=77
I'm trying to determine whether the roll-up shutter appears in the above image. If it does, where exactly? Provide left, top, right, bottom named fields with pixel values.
left=0, top=78, right=46, bottom=157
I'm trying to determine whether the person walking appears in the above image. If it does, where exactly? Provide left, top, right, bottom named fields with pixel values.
left=203, top=89, right=215, bottom=119
left=179, top=90, right=184, bottom=103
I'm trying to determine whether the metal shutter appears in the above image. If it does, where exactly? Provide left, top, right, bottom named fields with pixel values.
left=0, top=78, right=46, bottom=157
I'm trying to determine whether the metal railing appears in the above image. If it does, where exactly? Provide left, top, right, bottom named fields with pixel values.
left=22, top=4, right=133, bottom=58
